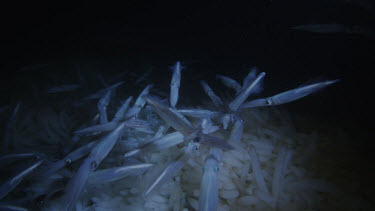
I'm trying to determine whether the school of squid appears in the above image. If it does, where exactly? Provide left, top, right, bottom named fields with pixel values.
left=0, top=62, right=340, bottom=211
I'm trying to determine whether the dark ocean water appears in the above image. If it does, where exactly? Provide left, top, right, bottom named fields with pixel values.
left=1, top=0, right=374, bottom=209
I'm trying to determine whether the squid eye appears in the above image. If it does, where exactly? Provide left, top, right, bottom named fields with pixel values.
left=91, top=161, right=98, bottom=170
left=193, top=146, right=198, bottom=151
left=214, top=166, right=219, bottom=172
left=266, top=98, right=272, bottom=105
left=193, top=137, right=200, bottom=143
left=65, top=159, right=72, bottom=165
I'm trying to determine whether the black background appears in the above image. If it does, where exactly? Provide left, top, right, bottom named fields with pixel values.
left=1, top=0, right=374, bottom=121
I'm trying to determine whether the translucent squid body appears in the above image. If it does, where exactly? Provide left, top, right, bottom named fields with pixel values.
left=228, top=72, right=265, bottom=112
left=220, top=113, right=231, bottom=130
left=145, top=95, right=234, bottom=150
left=124, top=132, right=185, bottom=158
left=40, top=140, right=98, bottom=178
left=143, top=142, right=200, bottom=197
left=199, top=68, right=266, bottom=129
left=249, top=147, right=269, bottom=194
left=200, top=81, right=223, bottom=108
left=97, top=90, right=112, bottom=124
left=0, top=152, right=40, bottom=167
left=142, top=94, right=235, bottom=198
left=169, top=108, right=193, bottom=127
left=0, top=160, right=43, bottom=199
left=145, top=95, right=195, bottom=137
left=0, top=204, right=28, bottom=211
left=198, top=148, right=222, bottom=211
left=201, top=118, right=220, bottom=134
left=83, top=81, right=124, bottom=101
left=125, top=84, right=153, bottom=118
left=240, top=80, right=339, bottom=109
left=229, top=119, right=244, bottom=143
left=170, top=61, right=182, bottom=108
left=176, top=109, right=220, bottom=119
left=87, top=163, right=154, bottom=184
left=74, top=119, right=152, bottom=136
left=216, top=74, right=241, bottom=93
left=241, top=67, right=263, bottom=94
left=291, top=23, right=372, bottom=37
left=63, top=123, right=125, bottom=210
left=112, top=96, right=133, bottom=122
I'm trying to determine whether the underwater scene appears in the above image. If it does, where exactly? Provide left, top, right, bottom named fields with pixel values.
left=1, top=1, right=374, bottom=210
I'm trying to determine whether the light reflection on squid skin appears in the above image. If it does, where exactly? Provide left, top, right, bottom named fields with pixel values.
left=199, top=148, right=222, bottom=211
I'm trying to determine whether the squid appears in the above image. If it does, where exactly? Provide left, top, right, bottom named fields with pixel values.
left=124, top=132, right=184, bottom=158
left=125, top=84, right=153, bottom=118
left=241, top=67, right=264, bottom=95
left=112, top=96, right=133, bottom=122
left=216, top=74, right=241, bottom=93
left=82, top=81, right=124, bottom=101
left=176, top=109, right=220, bottom=118
left=63, top=123, right=125, bottom=210
left=0, top=152, right=41, bottom=167
left=97, top=90, right=112, bottom=124
left=0, top=204, right=28, bottom=211
left=229, top=72, right=265, bottom=112
left=229, top=119, right=244, bottom=143
left=169, top=108, right=193, bottom=127
left=198, top=148, right=222, bottom=211
left=145, top=96, right=234, bottom=150
left=74, top=119, right=152, bottom=136
left=200, top=81, right=223, bottom=108
left=0, top=160, right=43, bottom=199
left=142, top=95, right=235, bottom=197
left=145, top=95, right=195, bottom=136
left=201, top=118, right=220, bottom=134
left=249, top=147, right=269, bottom=194
left=240, top=80, right=339, bottom=109
left=221, top=114, right=231, bottom=130
left=143, top=142, right=200, bottom=197
left=87, top=163, right=154, bottom=184
left=170, top=61, right=182, bottom=108
left=40, top=141, right=98, bottom=178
